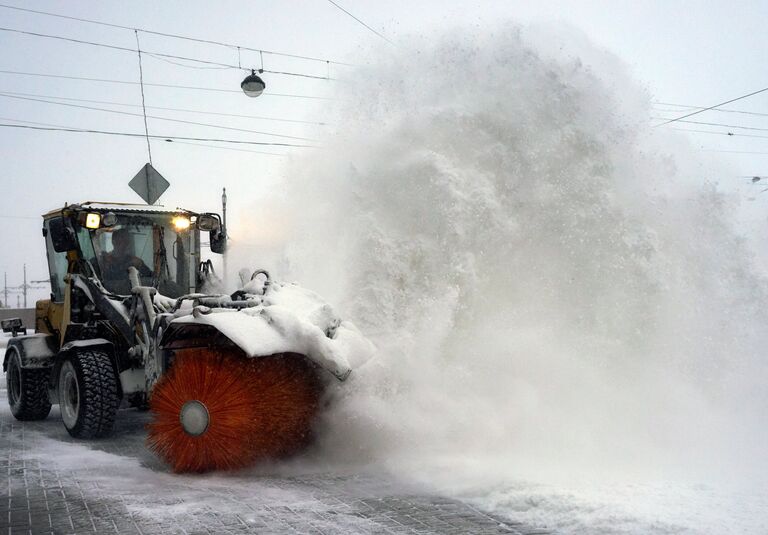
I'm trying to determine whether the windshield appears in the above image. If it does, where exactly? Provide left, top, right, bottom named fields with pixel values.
left=85, top=213, right=195, bottom=298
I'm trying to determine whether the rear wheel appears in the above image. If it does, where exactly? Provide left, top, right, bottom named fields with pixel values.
left=147, top=348, right=323, bottom=473
left=58, top=348, right=120, bottom=438
left=6, top=347, right=52, bottom=421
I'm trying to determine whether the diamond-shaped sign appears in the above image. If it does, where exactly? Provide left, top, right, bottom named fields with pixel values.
left=129, top=163, right=169, bottom=205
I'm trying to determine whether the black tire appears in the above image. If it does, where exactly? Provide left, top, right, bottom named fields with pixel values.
left=6, top=347, right=52, bottom=421
left=58, top=348, right=119, bottom=438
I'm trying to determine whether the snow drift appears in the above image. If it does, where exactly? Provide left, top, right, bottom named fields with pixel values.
left=232, top=21, right=768, bottom=526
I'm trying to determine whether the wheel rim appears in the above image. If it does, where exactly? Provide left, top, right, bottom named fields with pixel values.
left=7, top=353, right=21, bottom=405
left=59, top=361, right=80, bottom=429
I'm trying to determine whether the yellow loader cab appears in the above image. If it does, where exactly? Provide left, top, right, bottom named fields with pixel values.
left=3, top=201, right=225, bottom=437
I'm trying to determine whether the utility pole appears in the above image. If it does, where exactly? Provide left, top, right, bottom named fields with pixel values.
left=222, top=187, right=228, bottom=239
left=3, top=272, right=7, bottom=308
left=23, top=263, right=27, bottom=308
left=222, top=187, right=228, bottom=287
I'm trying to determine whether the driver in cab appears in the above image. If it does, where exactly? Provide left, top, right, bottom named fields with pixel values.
left=100, top=228, right=152, bottom=284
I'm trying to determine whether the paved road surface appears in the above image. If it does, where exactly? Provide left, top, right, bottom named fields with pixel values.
left=1, top=371, right=550, bottom=535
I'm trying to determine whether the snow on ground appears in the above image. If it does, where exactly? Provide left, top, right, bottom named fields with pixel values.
left=461, top=477, right=768, bottom=534
left=2, top=328, right=768, bottom=533
left=372, top=457, right=768, bottom=535
left=0, top=373, right=446, bottom=534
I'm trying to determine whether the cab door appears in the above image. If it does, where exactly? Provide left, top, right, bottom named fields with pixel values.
left=38, top=218, right=70, bottom=340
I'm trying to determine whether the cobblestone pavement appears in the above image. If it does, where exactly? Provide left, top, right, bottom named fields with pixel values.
left=1, top=373, right=550, bottom=535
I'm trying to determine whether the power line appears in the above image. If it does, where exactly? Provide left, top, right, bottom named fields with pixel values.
left=165, top=139, right=287, bottom=157
left=7, top=104, right=292, bottom=166
left=0, top=70, right=333, bottom=100
left=325, top=0, right=394, bottom=44
left=670, top=127, right=768, bottom=140
left=0, top=2, right=352, bottom=66
left=1, top=116, right=101, bottom=128
left=653, top=117, right=768, bottom=133
left=134, top=30, right=153, bottom=164
left=0, top=26, right=334, bottom=80
left=0, top=26, right=230, bottom=69
left=0, top=121, right=317, bottom=147
left=0, top=89, right=329, bottom=125
left=655, top=86, right=768, bottom=126
left=145, top=52, right=231, bottom=70
left=701, top=149, right=768, bottom=155
left=654, top=102, right=768, bottom=118
left=0, top=93, right=318, bottom=141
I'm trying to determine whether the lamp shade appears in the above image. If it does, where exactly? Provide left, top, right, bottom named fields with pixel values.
left=241, top=70, right=265, bottom=97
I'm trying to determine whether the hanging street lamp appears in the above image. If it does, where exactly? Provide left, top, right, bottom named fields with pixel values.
left=241, top=69, right=266, bottom=97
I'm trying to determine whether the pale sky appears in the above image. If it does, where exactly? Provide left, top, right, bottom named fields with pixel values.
left=2, top=0, right=768, bottom=307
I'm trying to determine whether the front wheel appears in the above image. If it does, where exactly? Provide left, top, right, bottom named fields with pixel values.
left=6, top=347, right=52, bottom=421
left=58, top=348, right=120, bottom=438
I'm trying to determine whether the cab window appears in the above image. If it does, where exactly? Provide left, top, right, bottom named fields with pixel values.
left=44, top=219, right=69, bottom=302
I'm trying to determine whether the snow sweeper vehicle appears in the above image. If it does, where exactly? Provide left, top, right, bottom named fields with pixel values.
left=3, top=202, right=374, bottom=472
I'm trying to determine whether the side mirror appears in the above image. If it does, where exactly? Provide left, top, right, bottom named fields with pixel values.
left=48, top=217, right=78, bottom=252
left=210, top=229, right=227, bottom=254
left=197, top=214, right=221, bottom=232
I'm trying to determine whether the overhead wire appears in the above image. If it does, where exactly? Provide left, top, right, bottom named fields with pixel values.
left=164, top=139, right=287, bottom=157
left=653, top=117, right=768, bottom=133
left=0, top=93, right=318, bottom=141
left=701, top=149, right=768, bottom=155
left=0, top=113, right=287, bottom=155
left=0, top=70, right=333, bottom=99
left=0, top=2, right=353, bottom=66
left=134, top=29, right=153, bottom=164
left=325, top=0, right=394, bottom=44
left=669, top=127, right=768, bottom=140
left=145, top=52, right=232, bottom=70
left=654, top=102, right=768, bottom=118
left=0, top=121, right=317, bottom=147
left=654, top=86, right=768, bottom=126
left=0, top=89, right=329, bottom=125
left=0, top=26, right=335, bottom=80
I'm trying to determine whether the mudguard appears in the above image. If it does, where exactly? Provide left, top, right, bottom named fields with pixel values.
left=60, top=338, right=115, bottom=354
left=3, top=334, right=57, bottom=371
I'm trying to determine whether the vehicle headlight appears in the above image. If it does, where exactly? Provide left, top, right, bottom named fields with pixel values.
left=172, top=216, right=191, bottom=231
left=85, top=213, right=101, bottom=229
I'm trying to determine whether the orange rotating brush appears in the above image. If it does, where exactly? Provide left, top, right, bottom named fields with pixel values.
left=146, top=347, right=323, bottom=473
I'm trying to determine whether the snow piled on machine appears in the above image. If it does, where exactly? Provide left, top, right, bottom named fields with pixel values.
left=169, top=278, right=375, bottom=380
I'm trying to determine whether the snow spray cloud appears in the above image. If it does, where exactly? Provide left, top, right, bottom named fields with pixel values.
left=240, top=24, right=768, bottom=487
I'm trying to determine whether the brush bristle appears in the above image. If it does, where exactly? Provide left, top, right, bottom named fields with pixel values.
left=146, top=348, right=322, bottom=473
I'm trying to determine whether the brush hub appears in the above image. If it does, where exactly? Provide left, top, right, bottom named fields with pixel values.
left=179, top=400, right=209, bottom=436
